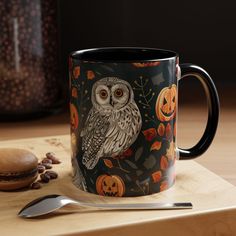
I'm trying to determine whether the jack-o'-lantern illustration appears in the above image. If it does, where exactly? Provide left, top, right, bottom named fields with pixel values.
left=70, top=103, right=79, bottom=130
left=96, top=174, right=125, bottom=197
left=155, top=84, right=177, bottom=122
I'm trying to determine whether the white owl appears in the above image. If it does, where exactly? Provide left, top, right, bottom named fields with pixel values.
left=81, top=77, right=142, bottom=169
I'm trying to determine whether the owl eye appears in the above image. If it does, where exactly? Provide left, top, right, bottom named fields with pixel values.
left=99, top=89, right=108, bottom=99
left=114, top=88, right=123, bottom=98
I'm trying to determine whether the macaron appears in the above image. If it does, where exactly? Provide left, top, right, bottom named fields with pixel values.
left=0, top=148, right=38, bottom=191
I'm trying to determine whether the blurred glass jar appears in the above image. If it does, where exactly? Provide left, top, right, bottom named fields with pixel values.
left=0, top=0, right=63, bottom=119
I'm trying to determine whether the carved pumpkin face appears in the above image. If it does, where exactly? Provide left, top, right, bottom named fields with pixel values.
left=155, top=85, right=177, bottom=121
left=70, top=103, right=79, bottom=130
left=96, top=175, right=125, bottom=197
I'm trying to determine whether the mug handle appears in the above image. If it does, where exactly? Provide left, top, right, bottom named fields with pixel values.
left=178, top=63, right=220, bottom=160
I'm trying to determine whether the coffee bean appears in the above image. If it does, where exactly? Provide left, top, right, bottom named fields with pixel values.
left=45, top=152, right=61, bottom=164
left=45, top=152, right=55, bottom=159
left=45, top=170, right=58, bottom=179
left=31, top=181, right=41, bottom=189
left=42, top=158, right=52, bottom=164
left=37, top=164, right=46, bottom=173
left=42, top=163, right=52, bottom=169
left=52, top=159, right=61, bottom=164
left=40, top=173, right=50, bottom=183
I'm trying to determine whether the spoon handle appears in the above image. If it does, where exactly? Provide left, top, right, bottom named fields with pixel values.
left=77, top=201, right=193, bottom=210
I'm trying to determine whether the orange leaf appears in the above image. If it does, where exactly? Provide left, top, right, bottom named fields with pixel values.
left=152, top=171, right=162, bottom=183
left=160, top=156, right=168, bottom=170
left=103, top=159, right=113, bottom=168
left=166, top=141, right=175, bottom=161
left=142, top=128, right=157, bottom=141
left=157, top=123, right=165, bottom=136
left=165, top=123, right=172, bottom=139
left=87, top=70, right=95, bottom=80
left=73, top=66, right=80, bottom=78
left=150, top=141, right=162, bottom=151
left=160, top=181, right=169, bottom=192
left=71, top=87, right=78, bottom=98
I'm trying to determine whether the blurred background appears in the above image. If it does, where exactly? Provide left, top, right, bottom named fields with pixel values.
left=59, top=0, right=236, bottom=108
left=1, top=0, right=235, bottom=117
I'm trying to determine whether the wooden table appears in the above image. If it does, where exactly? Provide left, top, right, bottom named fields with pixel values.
left=0, top=106, right=236, bottom=235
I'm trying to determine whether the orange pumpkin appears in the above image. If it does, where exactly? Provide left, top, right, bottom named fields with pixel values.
left=70, top=103, right=79, bottom=130
left=155, top=85, right=177, bottom=122
left=96, top=174, right=125, bottom=197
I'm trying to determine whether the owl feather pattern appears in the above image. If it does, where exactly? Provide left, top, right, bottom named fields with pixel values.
left=81, top=77, right=142, bottom=169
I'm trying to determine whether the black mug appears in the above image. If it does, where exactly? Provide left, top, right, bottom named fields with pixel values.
left=69, top=47, right=219, bottom=197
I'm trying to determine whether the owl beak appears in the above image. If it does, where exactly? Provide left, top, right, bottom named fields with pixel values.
left=110, top=97, right=114, bottom=106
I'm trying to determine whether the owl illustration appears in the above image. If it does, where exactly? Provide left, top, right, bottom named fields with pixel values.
left=81, top=77, right=142, bottom=169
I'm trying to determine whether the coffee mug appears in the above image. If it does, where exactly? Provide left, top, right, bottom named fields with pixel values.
left=69, top=47, right=219, bottom=197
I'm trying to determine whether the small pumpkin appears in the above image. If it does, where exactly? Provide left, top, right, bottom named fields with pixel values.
left=70, top=103, right=79, bottom=130
left=155, top=84, right=177, bottom=122
left=96, top=174, right=125, bottom=197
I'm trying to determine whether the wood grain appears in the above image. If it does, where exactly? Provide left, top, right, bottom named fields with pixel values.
left=0, top=135, right=236, bottom=236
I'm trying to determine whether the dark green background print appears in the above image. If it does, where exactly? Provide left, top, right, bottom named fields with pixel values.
left=70, top=55, right=178, bottom=197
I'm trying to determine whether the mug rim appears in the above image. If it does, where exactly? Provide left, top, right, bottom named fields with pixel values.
left=70, top=47, right=178, bottom=63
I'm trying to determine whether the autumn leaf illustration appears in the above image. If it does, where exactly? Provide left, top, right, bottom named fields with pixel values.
left=87, top=70, right=95, bottom=80
left=73, top=66, right=80, bottom=79
left=160, top=156, right=168, bottom=170
left=142, top=128, right=157, bottom=141
left=150, top=141, right=162, bottom=151
left=157, top=123, right=165, bottom=136
left=71, top=87, right=78, bottom=98
left=103, top=159, right=113, bottom=168
left=160, top=181, right=169, bottom=192
left=165, top=123, right=172, bottom=139
left=166, top=141, right=175, bottom=161
left=123, top=148, right=133, bottom=157
left=152, top=171, right=162, bottom=183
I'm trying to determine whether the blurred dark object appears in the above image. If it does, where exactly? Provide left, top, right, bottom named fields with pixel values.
left=0, top=0, right=63, bottom=120
left=59, top=0, right=236, bottom=109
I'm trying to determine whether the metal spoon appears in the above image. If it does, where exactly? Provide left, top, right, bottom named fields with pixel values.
left=18, top=194, right=192, bottom=218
